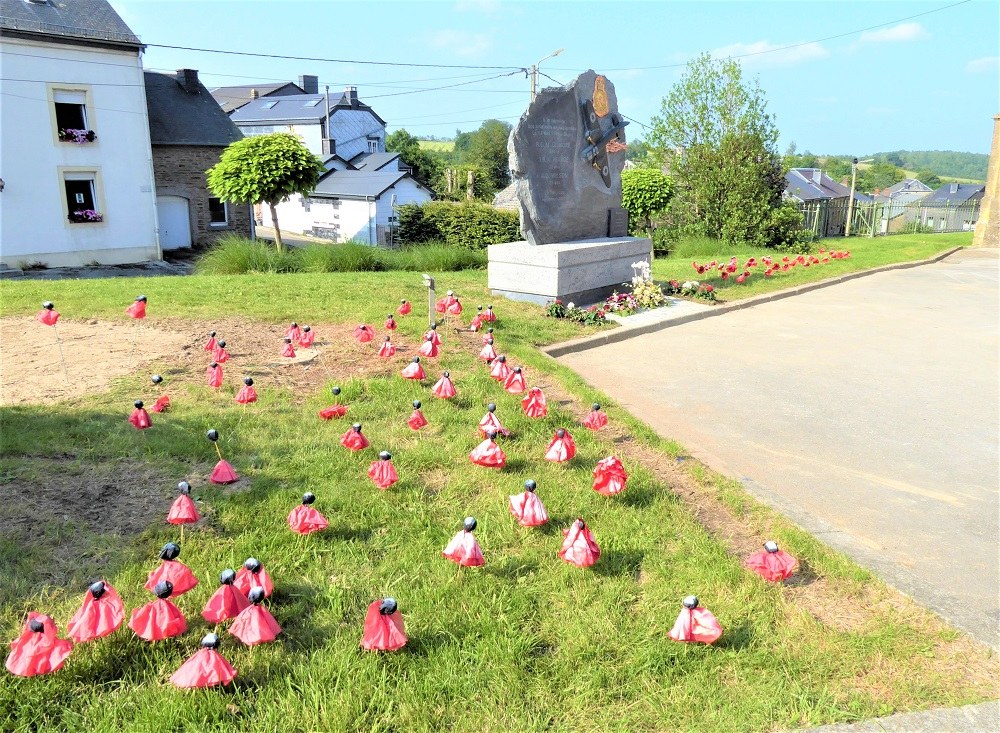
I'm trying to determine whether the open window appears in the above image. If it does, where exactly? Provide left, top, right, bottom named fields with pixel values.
left=208, top=197, right=228, bottom=226
left=53, top=89, right=95, bottom=142
left=63, top=171, right=103, bottom=223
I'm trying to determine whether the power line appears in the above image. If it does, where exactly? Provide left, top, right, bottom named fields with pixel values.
left=549, top=0, right=972, bottom=72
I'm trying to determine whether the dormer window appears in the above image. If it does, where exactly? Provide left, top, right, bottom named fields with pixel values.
left=304, top=99, right=321, bottom=108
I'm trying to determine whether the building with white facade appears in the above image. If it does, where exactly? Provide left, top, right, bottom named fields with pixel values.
left=229, top=86, right=431, bottom=245
left=0, top=0, right=160, bottom=266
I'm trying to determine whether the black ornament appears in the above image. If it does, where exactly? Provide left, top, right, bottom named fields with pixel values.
left=302, top=492, right=316, bottom=505
left=28, top=619, right=45, bottom=633
left=134, top=400, right=144, bottom=408
left=379, top=597, right=398, bottom=615
left=764, top=541, right=779, bottom=553
left=513, top=367, right=521, bottom=373
left=220, top=569, right=236, bottom=585
left=159, top=542, right=180, bottom=561
left=89, top=580, right=106, bottom=599
left=477, top=306, right=483, bottom=312
left=487, top=403, right=496, bottom=412
left=592, top=403, right=601, bottom=411
left=290, top=322, right=297, bottom=328
left=243, top=557, right=262, bottom=573
left=210, top=361, right=218, bottom=368
left=412, top=400, right=421, bottom=409
left=352, top=423, right=362, bottom=433
left=135, top=295, right=147, bottom=302
left=463, top=516, right=477, bottom=532
left=178, top=481, right=190, bottom=495
left=496, top=355, right=506, bottom=363
left=487, top=338, right=493, bottom=345
left=201, top=632, right=221, bottom=649
left=151, top=374, right=163, bottom=385
left=379, top=451, right=391, bottom=461
left=682, top=595, right=699, bottom=609
left=430, top=323, right=437, bottom=330
left=400, top=299, right=407, bottom=305
left=411, top=356, right=420, bottom=363
left=443, top=371, right=450, bottom=378
left=283, top=337, right=291, bottom=344
left=154, top=580, right=174, bottom=599
left=206, top=429, right=219, bottom=442
left=303, top=325, right=311, bottom=333
left=209, top=330, right=216, bottom=337
left=332, top=386, right=341, bottom=396
left=248, top=587, right=266, bottom=604
left=556, top=429, right=566, bottom=438
left=487, top=327, right=494, bottom=334
left=243, top=377, right=254, bottom=386
left=42, top=301, right=55, bottom=310
left=524, top=479, right=537, bottom=492
left=217, top=340, right=226, bottom=348
left=486, top=430, right=497, bottom=440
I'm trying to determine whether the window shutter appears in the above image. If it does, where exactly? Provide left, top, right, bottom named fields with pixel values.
left=53, top=90, right=88, bottom=104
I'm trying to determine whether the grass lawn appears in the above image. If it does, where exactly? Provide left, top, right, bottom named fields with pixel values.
left=0, top=266, right=995, bottom=732
left=417, top=140, right=455, bottom=152
left=652, top=232, right=972, bottom=302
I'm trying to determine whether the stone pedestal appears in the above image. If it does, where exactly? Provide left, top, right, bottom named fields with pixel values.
left=488, top=236, right=652, bottom=306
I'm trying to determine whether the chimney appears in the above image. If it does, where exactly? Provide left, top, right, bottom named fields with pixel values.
left=346, top=85, right=359, bottom=109
left=250, top=88, right=259, bottom=100
left=298, top=74, right=318, bottom=94
left=812, top=169, right=823, bottom=185
left=322, top=139, right=336, bottom=156
left=950, top=183, right=959, bottom=194
left=177, top=69, right=200, bottom=95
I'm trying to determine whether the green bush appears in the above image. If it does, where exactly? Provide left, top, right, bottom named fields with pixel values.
left=195, top=233, right=301, bottom=274
left=766, top=201, right=813, bottom=253
left=297, top=242, right=386, bottom=272
left=650, top=227, right=676, bottom=255
left=390, top=243, right=486, bottom=272
left=398, top=201, right=520, bottom=249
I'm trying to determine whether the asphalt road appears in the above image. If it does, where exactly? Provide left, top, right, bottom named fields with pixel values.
left=558, top=248, right=999, bottom=648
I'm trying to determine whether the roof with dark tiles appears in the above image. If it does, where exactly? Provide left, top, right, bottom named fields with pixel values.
left=145, top=71, right=244, bottom=147
left=0, top=0, right=141, bottom=48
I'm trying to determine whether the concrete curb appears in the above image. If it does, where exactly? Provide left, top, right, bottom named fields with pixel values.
left=784, top=699, right=999, bottom=732
left=542, top=247, right=963, bottom=358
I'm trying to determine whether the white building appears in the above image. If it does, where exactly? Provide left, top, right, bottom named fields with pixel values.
left=0, top=0, right=160, bottom=267
left=229, top=86, right=431, bottom=245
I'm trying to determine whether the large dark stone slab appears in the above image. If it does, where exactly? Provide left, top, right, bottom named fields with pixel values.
left=508, top=70, right=628, bottom=245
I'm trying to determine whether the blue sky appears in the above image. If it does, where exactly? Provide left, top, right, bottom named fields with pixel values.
left=116, top=0, right=999, bottom=154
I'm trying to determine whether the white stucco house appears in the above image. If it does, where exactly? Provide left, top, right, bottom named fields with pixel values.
left=229, top=86, right=431, bottom=245
left=0, top=0, right=160, bottom=267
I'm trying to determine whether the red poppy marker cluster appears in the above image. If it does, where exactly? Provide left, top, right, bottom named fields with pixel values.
left=690, top=248, right=851, bottom=285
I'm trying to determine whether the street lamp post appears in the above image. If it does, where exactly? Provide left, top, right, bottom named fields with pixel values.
left=845, top=157, right=859, bottom=237
left=531, top=48, right=565, bottom=102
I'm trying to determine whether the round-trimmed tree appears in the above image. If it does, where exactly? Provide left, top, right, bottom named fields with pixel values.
left=207, top=133, right=326, bottom=252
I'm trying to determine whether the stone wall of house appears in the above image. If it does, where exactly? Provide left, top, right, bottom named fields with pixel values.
left=151, top=145, right=252, bottom=245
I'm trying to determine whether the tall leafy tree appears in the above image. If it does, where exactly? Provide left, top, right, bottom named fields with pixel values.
left=207, top=133, right=325, bottom=252
left=385, top=129, right=442, bottom=186
left=621, top=168, right=674, bottom=235
left=466, top=119, right=514, bottom=193
left=648, top=53, right=784, bottom=247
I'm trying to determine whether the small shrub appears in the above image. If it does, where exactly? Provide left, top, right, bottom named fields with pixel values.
left=195, top=234, right=301, bottom=274
left=566, top=304, right=608, bottom=325
left=767, top=201, right=813, bottom=253
left=651, top=227, right=676, bottom=255
left=399, top=201, right=519, bottom=249
left=544, top=299, right=568, bottom=318
left=397, top=204, right=440, bottom=244
left=298, top=241, right=386, bottom=273
left=390, top=244, right=486, bottom=272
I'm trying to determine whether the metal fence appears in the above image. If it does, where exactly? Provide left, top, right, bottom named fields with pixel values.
left=795, top=199, right=982, bottom=238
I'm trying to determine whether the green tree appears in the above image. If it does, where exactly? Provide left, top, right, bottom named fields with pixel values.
left=465, top=119, right=513, bottom=192
left=647, top=53, right=784, bottom=247
left=915, top=169, right=941, bottom=188
left=207, top=133, right=324, bottom=252
left=856, top=161, right=904, bottom=193
left=385, top=129, right=442, bottom=186
left=621, top=168, right=674, bottom=234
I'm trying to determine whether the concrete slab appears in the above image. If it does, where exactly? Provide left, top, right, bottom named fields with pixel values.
left=786, top=699, right=999, bottom=732
left=556, top=248, right=1000, bottom=648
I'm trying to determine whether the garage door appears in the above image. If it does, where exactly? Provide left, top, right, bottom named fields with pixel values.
left=157, top=195, right=192, bottom=250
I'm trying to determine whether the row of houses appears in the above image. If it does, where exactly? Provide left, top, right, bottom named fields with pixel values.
left=0, top=0, right=430, bottom=268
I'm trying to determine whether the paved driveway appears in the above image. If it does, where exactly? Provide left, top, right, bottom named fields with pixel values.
left=558, top=249, right=999, bottom=647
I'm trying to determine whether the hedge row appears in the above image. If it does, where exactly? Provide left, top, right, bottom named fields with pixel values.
left=398, top=202, right=520, bottom=250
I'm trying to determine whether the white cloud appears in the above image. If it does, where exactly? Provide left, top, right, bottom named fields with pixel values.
left=454, top=0, right=501, bottom=12
left=709, top=40, right=829, bottom=69
left=429, top=29, right=493, bottom=58
left=859, top=22, right=928, bottom=44
left=966, top=56, right=999, bottom=74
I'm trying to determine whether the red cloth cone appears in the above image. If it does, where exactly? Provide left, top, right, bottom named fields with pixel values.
left=489, top=358, right=511, bottom=381
left=447, top=299, right=462, bottom=316
left=5, top=614, right=73, bottom=677
left=361, top=600, right=407, bottom=651
left=442, top=530, right=484, bottom=566
left=482, top=306, right=496, bottom=322
left=167, top=494, right=199, bottom=525
left=203, top=335, right=216, bottom=351
left=397, top=301, right=411, bottom=316
left=384, top=316, right=397, bottom=331
left=431, top=374, right=456, bottom=399
left=521, top=388, right=547, bottom=418
left=418, top=339, right=440, bottom=358
left=424, top=328, right=442, bottom=346
left=583, top=408, right=608, bottom=431
left=170, top=647, right=238, bottom=689
left=151, top=394, right=171, bottom=413
left=469, top=437, right=506, bottom=468
left=234, top=565, right=273, bottom=598
left=559, top=519, right=600, bottom=568
left=129, top=599, right=187, bottom=641
left=230, top=604, right=281, bottom=646
left=469, top=314, right=484, bottom=332
left=482, top=332, right=495, bottom=346
left=407, top=408, right=428, bottom=430
left=378, top=338, right=396, bottom=358
left=129, top=407, right=152, bottom=430
left=401, top=360, right=426, bottom=380
left=288, top=505, right=329, bottom=534
left=340, top=425, right=370, bottom=451
left=37, top=309, right=60, bottom=326
left=212, top=345, right=230, bottom=363
left=744, top=543, right=798, bottom=582
left=319, top=404, right=348, bottom=420
left=210, top=459, right=239, bottom=485
left=508, top=491, right=548, bottom=527
left=202, top=585, right=250, bottom=624
left=281, top=341, right=296, bottom=358
left=669, top=604, right=723, bottom=644
left=298, top=328, right=315, bottom=347
left=284, top=324, right=302, bottom=342
left=145, top=560, right=199, bottom=596
left=545, top=429, right=576, bottom=462
left=66, top=583, right=125, bottom=643
left=478, top=411, right=509, bottom=437
left=353, top=325, right=374, bottom=343
left=478, top=343, right=496, bottom=364
left=235, top=385, right=258, bottom=404
left=592, top=456, right=628, bottom=496
left=367, top=457, right=399, bottom=489
left=125, top=301, right=146, bottom=319
left=503, top=369, right=526, bottom=394
left=206, top=363, right=223, bottom=388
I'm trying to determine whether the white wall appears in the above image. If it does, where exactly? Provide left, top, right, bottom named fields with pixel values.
left=0, top=37, right=159, bottom=266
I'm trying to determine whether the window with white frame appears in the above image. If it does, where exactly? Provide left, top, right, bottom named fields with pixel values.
left=208, top=197, right=228, bottom=226
left=63, top=171, right=102, bottom=222
left=53, top=89, right=90, bottom=138
left=367, top=138, right=379, bottom=153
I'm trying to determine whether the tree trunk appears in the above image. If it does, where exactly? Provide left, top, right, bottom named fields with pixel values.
left=268, top=202, right=284, bottom=252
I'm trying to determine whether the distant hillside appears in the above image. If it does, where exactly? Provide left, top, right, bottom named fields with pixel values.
left=868, top=151, right=988, bottom=182
left=418, top=140, right=454, bottom=152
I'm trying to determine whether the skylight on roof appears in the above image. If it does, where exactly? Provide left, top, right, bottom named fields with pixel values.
left=304, top=99, right=321, bottom=107
left=262, top=101, right=278, bottom=109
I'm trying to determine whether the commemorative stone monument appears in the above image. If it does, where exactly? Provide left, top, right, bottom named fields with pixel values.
left=488, top=70, right=652, bottom=304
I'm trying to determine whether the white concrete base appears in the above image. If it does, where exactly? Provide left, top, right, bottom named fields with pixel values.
left=0, top=245, right=160, bottom=269
left=488, top=236, right=652, bottom=305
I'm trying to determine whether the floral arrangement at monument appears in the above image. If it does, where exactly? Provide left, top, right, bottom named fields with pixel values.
left=68, top=209, right=103, bottom=223
left=58, top=129, right=97, bottom=144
